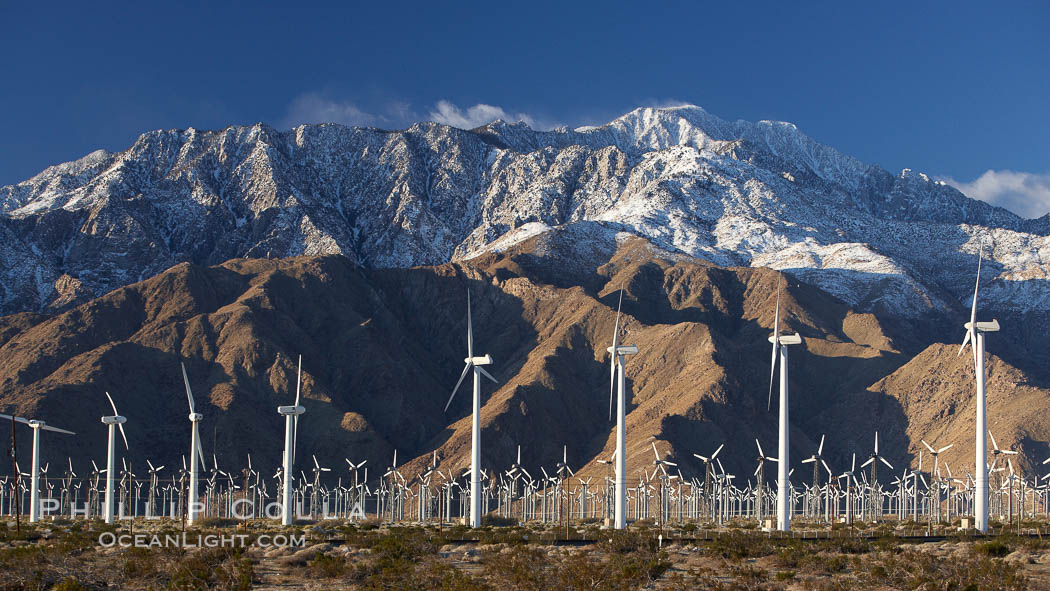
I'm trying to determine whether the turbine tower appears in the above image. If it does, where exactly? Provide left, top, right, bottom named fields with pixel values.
left=958, top=243, right=998, bottom=533
left=443, top=291, right=497, bottom=528
left=606, top=287, right=638, bottom=530
left=766, top=276, right=802, bottom=532
left=181, top=363, right=206, bottom=525
left=101, top=392, right=128, bottom=524
left=278, top=355, right=305, bottom=526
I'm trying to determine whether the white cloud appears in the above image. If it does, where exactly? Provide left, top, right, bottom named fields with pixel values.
left=427, top=100, right=556, bottom=130
left=281, top=94, right=385, bottom=129
left=942, top=170, right=1050, bottom=219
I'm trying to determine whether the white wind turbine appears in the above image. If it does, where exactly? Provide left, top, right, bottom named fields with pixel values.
left=443, top=291, right=497, bottom=528
left=766, top=275, right=802, bottom=532
left=181, top=363, right=206, bottom=525
left=100, top=392, right=128, bottom=524
left=0, top=413, right=74, bottom=523
left=278, top=355, right=305, bottom=526
left=606, top=286, right=638, bottom=530
left=957, top=243, right=999, bottom=533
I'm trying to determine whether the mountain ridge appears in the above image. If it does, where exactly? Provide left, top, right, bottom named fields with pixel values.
left=1, top=104, right=1048, bottom=331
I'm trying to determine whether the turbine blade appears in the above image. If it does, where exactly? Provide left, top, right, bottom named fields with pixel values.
left=874, top=431, right=879, bottom=455
left=921, top=439, right=936, bottom=454
left=292, top=415, right=299, bottom=463
left=118, top=423, right=129, bottom=449
left=467, top=291, right=473, bottom=359
left=294, top=354, right=302, bottom=407
left=444, top=363, right=472, bottom=412
left=818, top=434, right=825, bottom=456
left=989, top=430, right=999, bottom=452
left=711, top=444, right=724, bottom=459
left=181, top=362, right=196, bottom=414
left=755, top=438, right=764, bottom=458
left=477, top=365, right=498, bottom=384
left=880, top=457, right=894, bottom=470
left=958, top=329, right=972, bottom=357
left=609, top=287, right=623, bottom=421
left=105, top=391, right=119, bottom=417
left=196, top=427, right=206, bottom=468
left=970, top=244, right=982, bottom=331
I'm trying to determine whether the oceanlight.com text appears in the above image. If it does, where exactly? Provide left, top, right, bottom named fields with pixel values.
left=98, top=532, right=306, bottom=549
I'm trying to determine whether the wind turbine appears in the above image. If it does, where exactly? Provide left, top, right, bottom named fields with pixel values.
left=181, top=362, right=206, bottom=525
left=443, top=291, right=497, bottom=528
left=606, top=286, right=638, bottom=529
left=100, top=392, right=128, bottom=524
left=860, top=432, right=894, bottom=520
left=801, top=434, right=832, bottom=520
left=921, top=439, right=953, bottom=522
left=753, top=438, right=778, bottom=523
left=957, top=242, right=999, bottom=533
left=278, top=355, right=305, bottom=525
left=766, top=275, right=802, bottom=531
left=0, top=413, right=74, bottom=523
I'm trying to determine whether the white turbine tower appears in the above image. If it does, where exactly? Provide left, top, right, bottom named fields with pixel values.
left=278, top=355, right=305, bottom=526
left=101, top=392, right=128, bottom=524
left=443, top=291, right=497, bottom=528
left=181, top=362, right=206, bottom=525
left=766, top=276, right=802, bottom=532
left=958, top=243, right=998, bottom=533
left=606, top=287, right=637, bottom=530
left=1, top=413, right=74, bottom=523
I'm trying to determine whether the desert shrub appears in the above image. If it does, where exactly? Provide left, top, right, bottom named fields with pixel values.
left=369, top=527, right=437, bottom=564
left=772, top=541, right=805, bottom=567
left=196, top=517, right=239, bottom=528
left=166, top=547, right=253, bottom=590
left=599, top=530, right=656, bottom=554
left=728, top=563, right=767, bottom=582
left=51, top=578, right=88, bottom=591
left=482, top=514, right=517, bottom=527
left=854, top=549, right=1025, bottom=591
left=482, top=545, right=551, bottom=591
left=976, top=539, right=1011, bottom=557
left=122, top=547, right=160, bottom=579
left=703, top=531, right=774, bottom=560
left=308, top=552, right=347, bottom=577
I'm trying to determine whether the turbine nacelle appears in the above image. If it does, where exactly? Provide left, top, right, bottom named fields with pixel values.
left=606, top=344, right=639, bottom=355
left=26, top=419, right=75, bottom=435
left=100, top=416, right=127, bottom=425
left=188, top=413, right=203, bottom=422
left=964, top=320, right=1000, bottom=333
left=768, top=333, right=802, bottom=346
left=465, top=354, right=493, bottom=366
left=277, top=405, right=306, bottom=416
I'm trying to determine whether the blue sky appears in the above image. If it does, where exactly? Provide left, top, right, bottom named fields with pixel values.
left=2, top=1, right=1048, bottom=215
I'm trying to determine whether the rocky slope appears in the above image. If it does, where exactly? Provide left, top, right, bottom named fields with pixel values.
left=3, top=105, right=1050, bottom=324
left=1, top=234, right=1047, bottom=487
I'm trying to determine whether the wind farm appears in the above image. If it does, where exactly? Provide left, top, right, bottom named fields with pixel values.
left=0, top=229, right=1049, bottom=587
left=0, top=242, right=1041, bottom=523
left=1, top=5, right=1047, bottom=581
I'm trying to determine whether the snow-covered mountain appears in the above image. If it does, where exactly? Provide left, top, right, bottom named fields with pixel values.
left=3, top=105, right=1049, bottom=317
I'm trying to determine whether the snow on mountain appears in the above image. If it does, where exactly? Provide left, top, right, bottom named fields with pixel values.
left=2, top=104, right=1048, bottom=318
